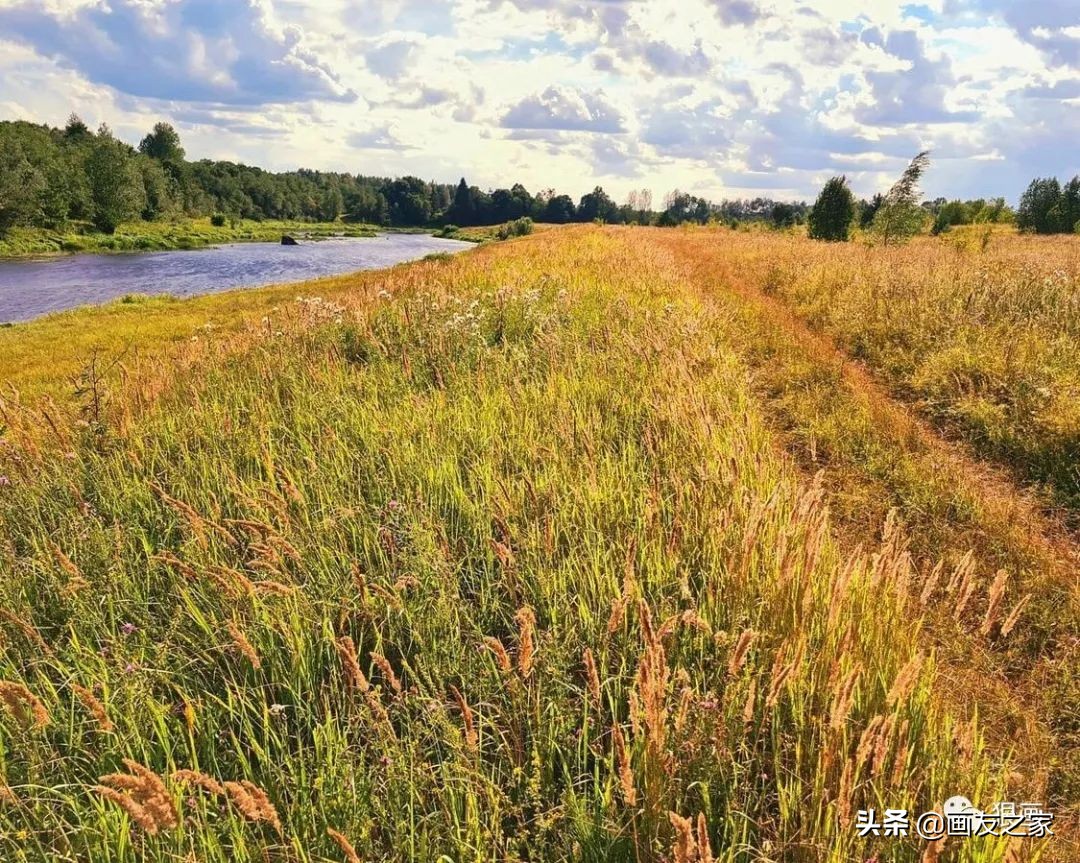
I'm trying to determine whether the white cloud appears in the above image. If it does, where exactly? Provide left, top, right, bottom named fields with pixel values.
left=501, top=86, right=625, bottom=133
left=0, top=0, right=1077, bottom=202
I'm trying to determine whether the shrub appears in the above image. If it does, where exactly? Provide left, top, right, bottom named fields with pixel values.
left=210, top=213, right=227, bottom=227
left=496, top=217, right=534, bottom=240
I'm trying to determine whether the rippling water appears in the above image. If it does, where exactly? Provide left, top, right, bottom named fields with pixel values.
left=0, top=233, right=473, bottom=323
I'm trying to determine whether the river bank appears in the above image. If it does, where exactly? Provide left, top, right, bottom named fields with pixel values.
left=0, top=233, right=474, bottom=324
left=0, top=217, right=440, bottom=260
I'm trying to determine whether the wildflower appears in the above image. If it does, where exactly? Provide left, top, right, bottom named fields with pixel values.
left=0, top=475, right=9, bottom=487
left=120, top=622, right=136, bottom=636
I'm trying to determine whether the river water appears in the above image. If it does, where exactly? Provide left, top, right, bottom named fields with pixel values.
left=0, top=233, right=473, bottom=323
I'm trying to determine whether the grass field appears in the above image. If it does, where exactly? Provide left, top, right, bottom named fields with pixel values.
left=0, top=227, right=1075, bottom=862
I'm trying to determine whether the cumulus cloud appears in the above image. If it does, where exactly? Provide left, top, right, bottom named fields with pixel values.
left=347, top=124, right=414, bottom=150
left=0, top=0, right=1077, bottom=201
left=365, top=38, right=419, bottom=80
left=945, top=0, right=1080, bottom=68
left=0, top=0, right=356, bottom=105
left=857, top=29, right=979, bottom=125
left=641, top=99, right=733, bottom=158
left=501, top=86, right=625, bottom=132
left=710, top=0, right=762, bottom=27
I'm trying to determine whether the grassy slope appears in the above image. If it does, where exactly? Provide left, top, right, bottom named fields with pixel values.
left=0, top=218, right=385, bottom=260
left=0, top=227, right=1072, bottom=861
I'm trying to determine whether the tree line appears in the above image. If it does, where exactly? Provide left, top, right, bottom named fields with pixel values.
left=3, top=116, right=1066, bottom=241
left=1015, top=177, right=1080, bottom=235
left=805, top=153, right=1020, bottom=245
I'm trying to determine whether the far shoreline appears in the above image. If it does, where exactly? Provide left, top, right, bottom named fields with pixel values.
left=0, top=218, right=466, bottom=262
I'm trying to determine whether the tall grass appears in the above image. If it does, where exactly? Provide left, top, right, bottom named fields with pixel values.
left=731, top=228, right=1080, bottom=517
left=0, top=229, right=1045, bottom=860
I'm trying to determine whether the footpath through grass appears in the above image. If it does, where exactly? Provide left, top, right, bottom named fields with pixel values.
left=0, top=227, right=1070, bottom=861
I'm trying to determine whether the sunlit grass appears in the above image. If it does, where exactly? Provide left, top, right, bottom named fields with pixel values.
left=0, top=227, right=1067, bottom=861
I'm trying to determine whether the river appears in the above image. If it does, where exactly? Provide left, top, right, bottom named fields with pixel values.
left=0, top=233, right=473, bottom=323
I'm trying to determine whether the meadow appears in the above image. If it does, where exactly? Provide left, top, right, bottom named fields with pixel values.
left=0, top=226, right=1075, bottom=862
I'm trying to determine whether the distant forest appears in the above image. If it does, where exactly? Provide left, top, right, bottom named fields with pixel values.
left=0, top=117, right=810, bottom=233
left=0, top=115, right=1039, bottom=236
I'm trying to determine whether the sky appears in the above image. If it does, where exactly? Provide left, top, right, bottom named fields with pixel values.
left=0, top=0, right=1078, bottom=204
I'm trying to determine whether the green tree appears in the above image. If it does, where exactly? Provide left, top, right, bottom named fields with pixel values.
left=445, top=178, right=476, bottom=225
left=139, top=122, right=186, bottom=164
left=871, top=151, right=931, bottom=245
left=1061, top=176, right=1080, bottom=234
left=807, top=176, right=856, bottom=242
left=317, top=186, right=343, bottom=221
left=86, top=126, right=144, bottom=233
left=542, top=194, right=576, bottom=223
left=0, top=135, right=44, bottom=234
left=63, top=113, right=92, bottom=143
left=137, top=156, right=178, bottom=221
left=1016, top=178, right=1062, bottom=235
left=770, top=202, right=798, bottom=228
left=383, top=176, right=432, bottom=226
left=577, top=186, right=617, bottom=223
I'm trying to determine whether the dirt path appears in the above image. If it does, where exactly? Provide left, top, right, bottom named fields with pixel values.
left=645, top=227, right=1079, bottom=855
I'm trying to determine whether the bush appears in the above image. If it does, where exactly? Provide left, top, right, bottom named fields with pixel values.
left=496, top=217, right=534, bottom=240
left=210, top=213, right=227, bottom=227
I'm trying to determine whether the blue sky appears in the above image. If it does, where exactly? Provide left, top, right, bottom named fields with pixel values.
left=0, top=0, right=1077, bottom=203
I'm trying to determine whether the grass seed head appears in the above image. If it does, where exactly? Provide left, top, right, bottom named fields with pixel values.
left=582, top=647, right=601, bottom=702
left=370, top=652, right=402, bottom=694
left=727, top=629, right=754, bottom=677
left=72, top=683, right=114, bottom=733
left=514, top=606, right=536, bottom=679
left=327, top=827, right=362, bottom=863
left=0, top=681, right=50, bottom=729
